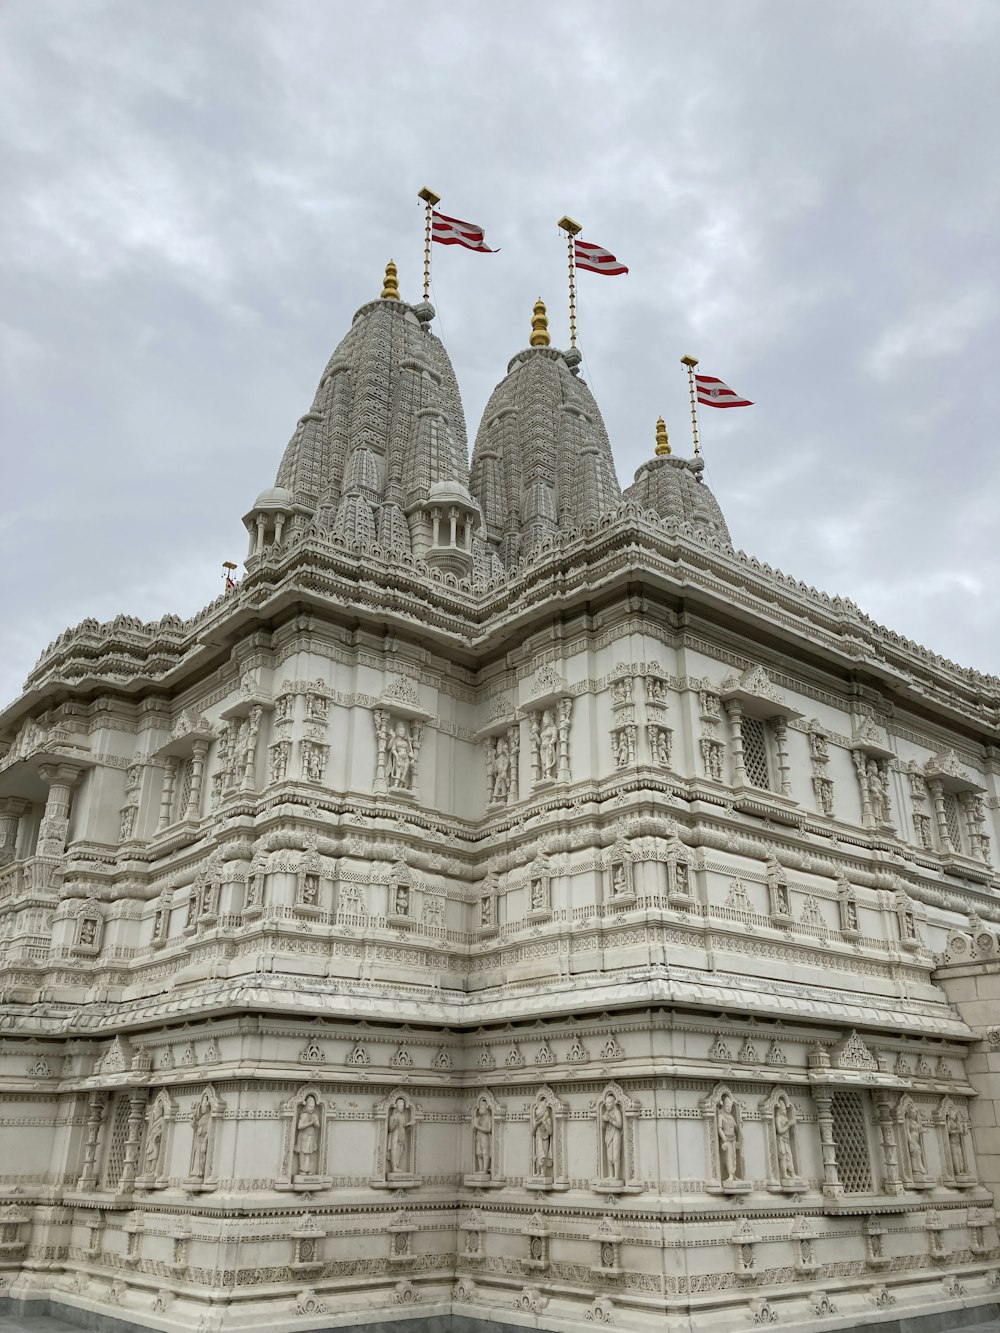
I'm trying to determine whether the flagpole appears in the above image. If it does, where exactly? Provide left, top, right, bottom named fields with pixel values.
left=418, top=187, right=441, bottom=301
left=557, top=215, right=582, bottom=348
left=681, top=354, right=701, bottom=457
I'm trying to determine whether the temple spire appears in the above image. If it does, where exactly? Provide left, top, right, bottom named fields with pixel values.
left=655, top=417, right=671, bottom=456
left=530, top=297, right=550, bottom=348
left=381, top=260, right=400, bottom=301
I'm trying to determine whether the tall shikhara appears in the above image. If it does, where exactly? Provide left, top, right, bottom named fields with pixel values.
left=0, top=265, right=999, bottom=1333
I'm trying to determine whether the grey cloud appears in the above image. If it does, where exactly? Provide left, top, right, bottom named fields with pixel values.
left=1, top=0, right=998, bottom=705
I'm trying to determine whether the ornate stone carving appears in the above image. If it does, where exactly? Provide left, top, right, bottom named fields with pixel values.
left=372, top=1090, right=422, bottom=1189
left=702, top=1084, right=750, bottom=1194
left=526, top=1086, right=569, bottom=1192
left=761, top=1088, right=806, bottom=1192
left=466, top=1090, right=506, bottom=1187
left=184, top=1086, right=223, bottom=1193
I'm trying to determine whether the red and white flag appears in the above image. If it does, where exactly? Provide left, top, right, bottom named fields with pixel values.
left=431, top=210, right=497, bottom=253
left=574, top=239, right=628, bottom=276
left=695, top=374, right=753, bottom=408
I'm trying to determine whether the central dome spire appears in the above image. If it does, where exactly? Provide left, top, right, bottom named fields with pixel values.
left=469, top=300, right=622, bottom=568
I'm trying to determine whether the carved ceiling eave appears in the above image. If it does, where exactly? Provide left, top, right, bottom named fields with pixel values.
left=5, top=511, right=998, bottom=746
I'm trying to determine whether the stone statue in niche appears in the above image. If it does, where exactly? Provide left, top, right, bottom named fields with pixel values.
left=611, top=678, right=631, bottom=708
left=270, top=743, right=289, bottom=783
left=473, top=1097, right=494, bottom=1176
left=143, top=1100, right=165, bottom=1177
left=530, top=877, right=544, bottom=911
left=393, top=883, right=410, bottom=918
left=293, top=1095, right=322, bottom=1177
left=120, top=807, right=136, bottom=842
left=491, top=736, right=512, bottom=803
left=945, top=1107, right=967, bottom=1177
left=189, top=1092, right=213, bottom=1180
left=532, top=1099, right=554, bottom=1178
left=614, top=731, right=630, bottom=768
left=774, top=1100, right=798, bottom=1182
left=717, top=1094, right=744, bottom=1186
left=611, top=864, right=628, bottom=897
left=867, top=759, right=890, bottom=824
left=387, top=1097, right=413, bottom=1176
left=904, top=1103, right=927, bottom=1178
left=599, top=1091, right=624, bottom=1181
left=388, top=722, right=415, bottom=791
left=480, top=894, right=495, bottom=928
left=301, top=873, right=319, bottom=907
left=79, top=918, right=97, bottom=947
left=675, top=862, right=689, bottom=895
left=845, top=898, right=859, bottom=932
left=539, top=711, right=559, bottom=780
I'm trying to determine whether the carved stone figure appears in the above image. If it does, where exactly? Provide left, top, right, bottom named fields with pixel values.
left=473, top=1097, right=493, bottom=1176
left=867, top=759, right=889, bottom=824
left=532, top=1100, right=553, bottom=1177
left=530, top=878, right=544, bottom=911
left=301, top=873, right=319, bottom=906
left=600, top=1092, right=624, bottom=1181
left=717, top=1094, right=743, bottom=1185
left=387, top=1097, right=412, bottom=1175
left=845, top=898, right=859, bottom=932
left=774, top=1101, right=798, bottom=1181
left=904, top=1104, right=927, bottom=1177
left=539, top=711, right=559, bottom=779
left=79, top=919, right=96, bottom=947
left=270, top=743, right=289, bottom=782
left=293, top=1095, right=322, bottom=1177
left=143, top=1101, right=165, bottom=1176
left=615, top=730, right=630, bottom=768
left=611, top=864, right=627, bottom=897
left=480, top=895, right=494, bottom=928
left=394, top=884, right=410, bottom=918
left=946, top=1108, right=967, bottom=1177
left=388, top=722, right=414, bottom=791
left=189, top=1093, right=212, bottom=1179
left=491, top=736, right=511, bottom=803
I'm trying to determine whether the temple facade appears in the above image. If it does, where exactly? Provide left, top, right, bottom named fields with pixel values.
left=1, top=264, right=999, bottom=1333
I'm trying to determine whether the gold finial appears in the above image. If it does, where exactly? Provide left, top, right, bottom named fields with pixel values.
left=655, top=417, right=671, bottom=456
left=381, top=259, right=400, bottom=301
left=530, top=297, right=550, bottom=347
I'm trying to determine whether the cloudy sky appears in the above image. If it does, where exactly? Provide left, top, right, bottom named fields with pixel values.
left=2, top=0, right=998, bottom=709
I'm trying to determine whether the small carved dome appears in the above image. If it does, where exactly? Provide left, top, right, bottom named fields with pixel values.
left=252, top=486, right=293, bottom=510
left=623, top=455, right=732, bottom=546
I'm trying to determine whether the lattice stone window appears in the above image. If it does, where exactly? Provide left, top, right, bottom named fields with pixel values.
left=830, top=1090, right=873, bottom=1194
left=176, top=758, right=194, bottom=821
left=741, top=716, right=771, bottom=791
left=102, top=1093, right=132, bottom=1188
left=942, top=792, right=964, bottom=854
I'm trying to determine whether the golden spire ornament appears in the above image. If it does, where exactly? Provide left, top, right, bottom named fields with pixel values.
left=381, top=259, right=400, bottom=301
left=530, top=297, right=550, bottom=347
left=655, top=417, right=671, bottom=456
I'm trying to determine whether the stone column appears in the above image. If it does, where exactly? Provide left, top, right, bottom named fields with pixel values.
left=255, top=513, right=267, bottom=553
left=873, top=1090, right=904, bottom=1195
left=157, top=757, right=178, bottom=833
left=448, top=505, right=459, bottom=547
left=852, top=750, right=873, bottom=827
left=927, top=778, right=953, bottom=854
left=77, top=1091, right=106, bottom=1189
left=813, top=1090, right=843, bottom=1199
left=119, top=1088, right=148, bottom=1192
left=185, top=739, right=210, bottom=821
left=772, top=717, right=792, bottom=797
left=37, top=763, right=83, bottom=857
left=725, top=700, right=745, bottom=785
left=556, top=698, right=573, bottom=782
left=0, top=798, right=27, bottom=865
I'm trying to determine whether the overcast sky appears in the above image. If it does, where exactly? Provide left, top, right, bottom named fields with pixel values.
left=2, top=0, right=999, bottom=710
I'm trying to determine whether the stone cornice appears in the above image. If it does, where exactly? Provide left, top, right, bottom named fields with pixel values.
left=6, top=507, right=998, bottom=744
